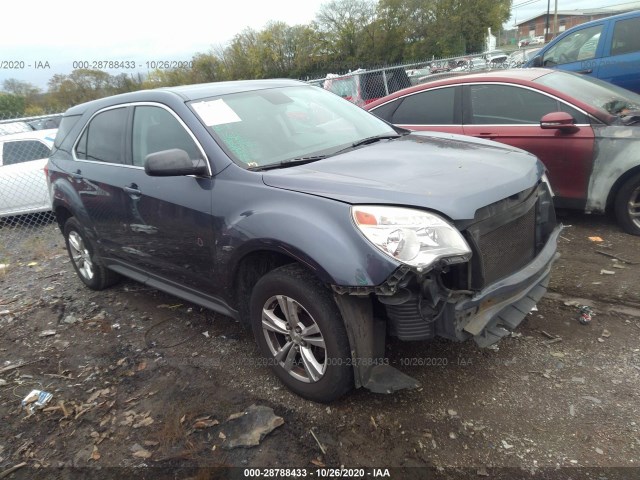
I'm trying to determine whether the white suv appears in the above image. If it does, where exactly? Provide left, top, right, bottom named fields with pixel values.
left=0, top=129, right=56, bottom=218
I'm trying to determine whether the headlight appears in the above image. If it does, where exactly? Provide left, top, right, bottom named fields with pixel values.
left=352, top=206, right=472, bottom=270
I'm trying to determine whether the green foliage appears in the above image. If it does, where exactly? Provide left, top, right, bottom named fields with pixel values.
left=46, top=69, right=144, bottom=110
left=0, top=93, right=25, bottom=117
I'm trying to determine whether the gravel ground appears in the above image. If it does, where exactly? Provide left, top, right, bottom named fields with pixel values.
left=0, top=210, right=639, bottom=479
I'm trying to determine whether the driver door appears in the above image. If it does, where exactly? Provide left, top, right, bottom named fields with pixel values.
left=541, top=24, right=606, bottom=77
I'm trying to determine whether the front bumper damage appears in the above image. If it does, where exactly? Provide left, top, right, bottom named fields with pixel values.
left=333, top=182, right=561, bottom=393
left=334, top=226, right=560, bottom=394
left=443, top=224, right=561, bottom=347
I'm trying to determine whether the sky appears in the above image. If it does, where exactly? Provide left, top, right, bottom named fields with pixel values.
left=1, top=0, right=638, bottom=90
left=0, top=0, right=327, bottom=88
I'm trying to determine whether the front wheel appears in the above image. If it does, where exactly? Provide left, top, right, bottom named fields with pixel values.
left=614, top=173, right=640, bottom=235
left=250, top=264, right=353, bottom=403
left=64, top=217, right=121, bottom=290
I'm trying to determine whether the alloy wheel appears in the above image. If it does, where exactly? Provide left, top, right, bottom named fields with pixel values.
left=68, top=231, right=94, bottom=280
left=261, top=295, right=327, bottom=383
left=628, top=184, right=640, bottom=229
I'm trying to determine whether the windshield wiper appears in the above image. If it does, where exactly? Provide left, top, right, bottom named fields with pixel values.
left=351, top=134, right=402, bottom=148
left=332, top=133, right=403, bottom=156
left=248, top=155, right=327, bottom=171
left=248, top=133, right=405, bottom=171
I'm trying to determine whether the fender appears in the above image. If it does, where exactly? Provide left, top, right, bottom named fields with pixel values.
left=50, top=166, right=98, bottom=241
left=587, top=125, right=640, bottom=213
left=218, top=190, right=401, bottom=294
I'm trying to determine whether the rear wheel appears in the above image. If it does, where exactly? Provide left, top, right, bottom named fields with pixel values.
left=250, top=264, right=353, bottom=403
left=64, top=217, right=120, bottom=290
left=614, top=173, right=640, bottom=235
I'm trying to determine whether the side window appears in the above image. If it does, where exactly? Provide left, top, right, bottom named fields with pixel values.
left=468, top=85, right=560, bottom=124
left=558, top=103, right=590, bottom=124
left=611, top=17, right=640, bottom=56
left=370, top=99, right=402, bottom=122
left=75, top=108, right=127, bottom=163
left=54, top=114, right=82, bottom=149
left=132, top=106, right=202, bottom=167
left=2, top=140, right=51, bottom=166
left=391, top=87, right=457, bottom=125
left=543, top=25, right=603, bottom=66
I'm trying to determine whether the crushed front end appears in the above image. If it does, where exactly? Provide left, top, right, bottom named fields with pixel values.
left=339, top=179, right=560, bottom=349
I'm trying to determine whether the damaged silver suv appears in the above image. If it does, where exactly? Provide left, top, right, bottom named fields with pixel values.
left=47, top=79, right=561, bottom=402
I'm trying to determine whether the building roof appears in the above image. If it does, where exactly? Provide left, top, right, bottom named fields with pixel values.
left=515, top=4, right=640, bottom=26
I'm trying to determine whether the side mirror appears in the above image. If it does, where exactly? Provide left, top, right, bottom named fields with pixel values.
left=144, top=149, right=207, bottom=177
left=531, top=55, right=543, bottom=67
left=540, top=112, right=578, bottom=132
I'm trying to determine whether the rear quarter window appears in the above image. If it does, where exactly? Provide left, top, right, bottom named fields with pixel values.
left=54, top=114, right=83, bottom=149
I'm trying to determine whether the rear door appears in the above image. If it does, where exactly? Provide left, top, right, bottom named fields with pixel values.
left=72, top=106, right=132, bottom=259
left=0, top=138, right=52, bottom=216
left=598, top=14, right=640, bottom=93
left=368, top=85, right=464, bottom=135
left=462, top=83, right=595, bottom=206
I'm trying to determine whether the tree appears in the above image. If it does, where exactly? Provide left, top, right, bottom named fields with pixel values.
left=315, top=0, right=378, bottom=64
left=0, top=94, right=25, bottom=118
left=2, top=79, right=41, bottom=99
left=2, top=79, right=45, bottom=115
left=47, top=69, right=121, bottom=109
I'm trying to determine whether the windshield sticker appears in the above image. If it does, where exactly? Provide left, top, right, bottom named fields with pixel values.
left=192, top=99, right=242, bottom=126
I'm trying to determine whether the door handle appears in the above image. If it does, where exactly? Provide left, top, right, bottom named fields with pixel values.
left=123, top=184, right=141, bottom=195
left=577, top=69, right=593, bottom=74
left=477, top=133, right=496, bottom=139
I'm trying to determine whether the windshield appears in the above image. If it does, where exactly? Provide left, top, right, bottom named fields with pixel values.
left=534, top=71, right=640, bottom=117
left=189, top=85, right=396, bottom=169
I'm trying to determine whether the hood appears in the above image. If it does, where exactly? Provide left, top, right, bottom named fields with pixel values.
left=262, top=132, right=543, bottom=220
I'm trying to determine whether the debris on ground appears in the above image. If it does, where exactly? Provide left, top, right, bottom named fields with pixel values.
left=582, top=396, right=602, bottom=404
left=600, top=269, right=616, bottom=275
left=220, top=405, right=284, bottom=449
left=130, top=443, right=152, bottom=459
left=578, top=306, right=594, bottom=325
left=21, top=389, right=53, bottom=414
left=595, top=249, right=639, bottom=265
left=192, top=416, right=219, bottom=429
left=588, top=236, right=604, bottom=242
left=310, top=428, right=327, bottom=455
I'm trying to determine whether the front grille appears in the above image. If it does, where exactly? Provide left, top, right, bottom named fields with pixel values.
left=477, top=205, right=536, bottom=285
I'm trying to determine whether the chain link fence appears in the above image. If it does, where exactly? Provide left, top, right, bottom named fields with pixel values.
left=306, top=48, right=536, bottom=106
left=1, top=112, right=62, bottom=262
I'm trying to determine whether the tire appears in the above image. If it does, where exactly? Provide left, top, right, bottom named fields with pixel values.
left=63, top=217, right=120, bottom=290
left=250, top=264, right=353, bottom=403
left=614, top=173, right=640, bottom=236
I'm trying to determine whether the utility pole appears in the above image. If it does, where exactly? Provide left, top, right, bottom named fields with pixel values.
left=553, top=0, right=558, bottom=38
left=545, top=0, right=551, bottom=41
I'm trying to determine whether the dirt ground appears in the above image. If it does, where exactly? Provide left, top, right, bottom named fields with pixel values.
left=1, top=210, right=639, bottom=479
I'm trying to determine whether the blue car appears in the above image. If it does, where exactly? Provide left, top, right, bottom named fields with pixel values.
left=527, top=10, right=640, bottom=93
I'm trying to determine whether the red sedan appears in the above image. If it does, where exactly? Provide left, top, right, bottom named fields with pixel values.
left=365, top=68, right=640, bottom=235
